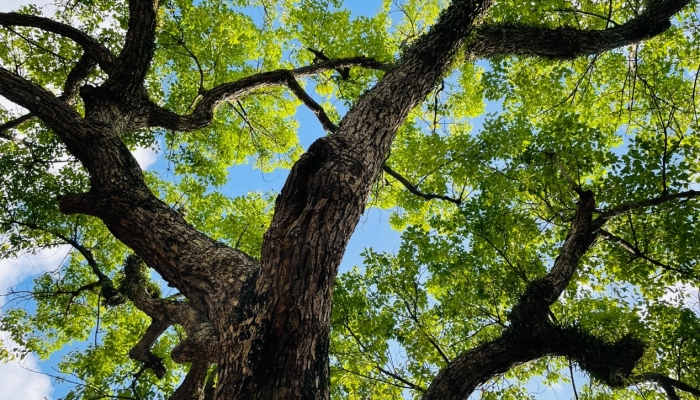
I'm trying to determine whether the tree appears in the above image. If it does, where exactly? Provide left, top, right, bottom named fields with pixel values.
left=1, top=0, right=700, bottom=398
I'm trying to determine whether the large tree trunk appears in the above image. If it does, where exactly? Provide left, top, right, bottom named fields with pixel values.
left=0, top=0, right=692, bottom=398
left=212, top=1, right=493, bottom=397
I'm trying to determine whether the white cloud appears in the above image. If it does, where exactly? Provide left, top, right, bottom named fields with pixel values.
left=0, top=96, right=28, bottom=117
left=0, top=246, right=71, bottom=400
left=0, top=0, right=56, bottom=14
left=132, top=146, right=159, bottom=170
left=0, top=333, right=53, bottom=400
left=0, top=246, right=70, bottom=295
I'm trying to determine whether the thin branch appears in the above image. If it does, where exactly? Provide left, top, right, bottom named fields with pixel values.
left=394, top=281, right=452, bottom=365
left=637, top=372, right=700, bottom=399
left=145, top=57, right=390, bottom=132
left=541, top=8, right=620, bottom=26
left=477, top=231, right=529, bottom=283
left=333, top=364, right=424, bottom=392
left=4, top=25, right=72, bottom=61
left=382, top=163, right=462, bottom=205
left=284, top=74, right=338, bottom=133
left=545, top=151, right=583, bottom=194
left=340, top=319, right=426, bottom=392
left=4, top=218, right=110, bottom=282
left=569, top=359, right=580, bottom=400
left=599, top=229, right=700, bottom=280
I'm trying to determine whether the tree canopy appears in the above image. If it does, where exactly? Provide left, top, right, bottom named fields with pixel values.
left=1, top=0, right=700, bottom=398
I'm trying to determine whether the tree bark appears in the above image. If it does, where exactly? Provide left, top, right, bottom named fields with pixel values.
left=0, top=0, right=694, bottom=398
left=214, top=0, right=493, bottom=397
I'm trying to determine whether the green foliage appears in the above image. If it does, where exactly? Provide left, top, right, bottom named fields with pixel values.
left=1, top=0, right=700, bottom=398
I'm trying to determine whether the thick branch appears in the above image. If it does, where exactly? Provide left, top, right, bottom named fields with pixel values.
left=170, top=324, right=217, bottom=364
left=122, top=256, right=217, bottom=365
left=424, top=191, right=606, bottom=398
left=128, top=320, right=170, bottom=379
left=0, top=53, right=95, bottom=136
left=0, top=12, right=115, bottom=72
left=122, top=255, right=207, bottom=332
left=170, top=363, right=211, bottom=400
left=0, top=66, right=87, bottom=137
left=595, top=190, right=700, bottom=221
left=101, top=0, right=157, bottom=100
left=215, top=0, right=498, bottom=396
left=471, top=0, right=690, bottom=59
left=62, top=53, right=97, bottom=103
left=508, top=190, right=599, bottom=327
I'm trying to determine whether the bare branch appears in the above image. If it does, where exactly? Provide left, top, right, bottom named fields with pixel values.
left=62, top=53, right=97, bottom=103
left=121, top=256, right=217, bottom=366
left=0, top=113, right=33, bottom=137
left=0, top=53, right=95, bottom=136
left=284, top=74, right=338, bottom=133
left=636, top=372, right=700, bottom=399
left=0, top=66, right=86, bottom=136
left=383, top=163, right=462, bottom=205
left=3, top=218, right=109, bottom=282
left=121, top=256, right=205, bottom=332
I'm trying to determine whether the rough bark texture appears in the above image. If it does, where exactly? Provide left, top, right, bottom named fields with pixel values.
left=0, top=0, right=695, bottom=398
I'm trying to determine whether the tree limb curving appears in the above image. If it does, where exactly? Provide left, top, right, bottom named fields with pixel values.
left=0, top=12, right=115, bottom=72
left=470, top=0, right=691, bottom=59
